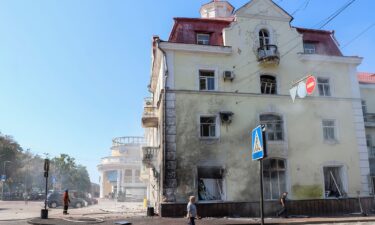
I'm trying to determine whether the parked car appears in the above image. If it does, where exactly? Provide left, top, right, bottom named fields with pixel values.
left=47, top=191, right=87, bottom=208
left=70, top=197, right=87, bottom=208
left=28, top=192, right=44, bottom=201
left=47, top=192, right=62, bottom=208
left=71, top=191, right=97, bottom=205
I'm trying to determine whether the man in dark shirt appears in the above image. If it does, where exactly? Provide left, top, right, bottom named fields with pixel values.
left=276, top=192, right=288, bottom=218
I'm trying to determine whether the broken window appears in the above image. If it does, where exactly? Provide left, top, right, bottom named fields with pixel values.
left=200, top=116, right=216, bottom=138
left=322, top=119, right=336, bottom=141
left=259, top=29, right=270, bottom=48
left=317, top=78, right=331, bottom=96
left=260, top=75, right=277, bottom=94
left=198, top=167, right=225, bottom=201
left=263, top=158, right=286, bottom=200
left=199, top=70, right=215, bottom=91
left=323, top=166, right=345, bottom=198
left=197, top=33, right=210, bottom=45
left=124, top=169, right=132, bottom=183
left=303, top=42, right=316, bottom=54
left=260, top=114, right=283, bottom=141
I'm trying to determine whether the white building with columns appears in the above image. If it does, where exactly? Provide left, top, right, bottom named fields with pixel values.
left=97, top=136, right=147, bottom=199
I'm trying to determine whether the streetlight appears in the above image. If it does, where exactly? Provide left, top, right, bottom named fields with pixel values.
left=1, top=161, right=12, bottom=201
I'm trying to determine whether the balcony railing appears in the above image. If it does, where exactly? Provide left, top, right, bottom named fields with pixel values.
left=112, top=136, right=145, bottom=147
left=142, top=98, right=158, bottom=128
left=364, top=113, right=375, bottom=127
left=100, top=156, right=141, bottom=165
left=142, top=146, right=159, bottom=168
left=257, top=44, right=280, bottom=64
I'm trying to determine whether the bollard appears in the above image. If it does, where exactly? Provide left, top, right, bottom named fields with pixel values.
left=41, top=209, right=48, bottom=219
left=143, top=198, right=147, bottom=208
left=147, top=207, right=154, bottom=217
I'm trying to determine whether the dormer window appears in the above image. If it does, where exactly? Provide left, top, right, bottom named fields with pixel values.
left=197, top=33, right=210, bottom=45
left=304, top=42, right=316, bottom=54
left=259, top=29, right=270, bottom=48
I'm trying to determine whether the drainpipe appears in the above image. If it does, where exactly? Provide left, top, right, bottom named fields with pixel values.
left=155, top=37, right=168, bottom=206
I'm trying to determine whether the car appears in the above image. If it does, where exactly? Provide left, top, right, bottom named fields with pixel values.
left=47, top=191, right=87, bottom=208
left=47, top=192, right=62, bottom=208
left=70, top=197, right=87, bottom=208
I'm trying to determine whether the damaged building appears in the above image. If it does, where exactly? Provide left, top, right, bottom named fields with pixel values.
left=141, top=0, right=372, bottom=216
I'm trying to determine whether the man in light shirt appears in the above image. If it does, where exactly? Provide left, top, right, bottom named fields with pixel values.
left=187, top=195, right=199, bottom=225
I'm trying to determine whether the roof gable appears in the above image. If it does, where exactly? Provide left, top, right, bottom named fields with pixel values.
left=235, top=0, right=292, bottom=22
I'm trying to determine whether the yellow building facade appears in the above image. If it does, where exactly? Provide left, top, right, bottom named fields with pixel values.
left=142, top=0, right=369, bottom=209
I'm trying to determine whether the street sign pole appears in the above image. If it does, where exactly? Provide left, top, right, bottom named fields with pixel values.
left=252, top=125, right=267, bottom=225
left=259, top=159, right=264, bottom=225
left=259, top=127, right=267, bottom=225
left=41, top=159, right=49, bottom=219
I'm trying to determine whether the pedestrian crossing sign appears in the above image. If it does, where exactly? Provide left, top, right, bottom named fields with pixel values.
left=252, top=125, right=264, bottom=161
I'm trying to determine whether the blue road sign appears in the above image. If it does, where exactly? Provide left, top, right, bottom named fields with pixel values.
left=1, top=175, right=6, bottom=182
left=52, top=176, right=56, bottom=184
left=252, top=125, right=264, bottom=161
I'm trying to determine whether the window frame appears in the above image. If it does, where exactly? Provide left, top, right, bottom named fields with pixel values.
left=322, top=165, right=348, bottom=198
left=260, top=114, right=284, bottom=142
left=317, top=77, right=332, bottom=97
left=322, top=119, right=338, bottom=143
left=260, top=75, right=277, bottom=95
left=199, top=69, right=217, bottom=91
left=303, top=42, right=316, bottom=54
left=199, top=115, right=219, bottom=139
left=196, top=33, right=211, bottom=45
left=259, top=29, right=270, bottom=48
left=262, top=158, right=287, bottom=200
left=197, top=166, right=226, bottom=202
left=124, top=169, right=133, bottom=183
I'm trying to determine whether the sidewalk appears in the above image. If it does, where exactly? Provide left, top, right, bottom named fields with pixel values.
left=27, top=215, right=375, bottom=225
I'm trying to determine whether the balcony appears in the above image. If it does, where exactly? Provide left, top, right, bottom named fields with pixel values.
left=364, top=113, right=375, bottom=127
left=257, top=45, right=280, bottom=64
left=142, top=146, right=159, bottom=168
left=142, top=98, right=158, bottom=128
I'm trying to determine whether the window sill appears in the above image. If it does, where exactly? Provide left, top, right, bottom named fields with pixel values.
left=268, top=140, right=286, bottom=145
left=199, top=89, right=217, bottom=92
left=324, top=139, right=339, bottom=145
left=199, top=137, right=219, bottom=140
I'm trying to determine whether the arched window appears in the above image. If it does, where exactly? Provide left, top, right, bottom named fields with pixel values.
left=259, top=29, right=270, bottom=48
left=260, top=75, right=277, bottom=94
left=263, top=158, right=287, bottom=200
left=260, top=114, right=283, bottom=141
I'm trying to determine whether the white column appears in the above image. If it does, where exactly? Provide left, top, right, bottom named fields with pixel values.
left=116, top=169, right=121, bottom=196
left=100, top=171, right=104, bottom=198
left=120, top=169, right=124, bottom=192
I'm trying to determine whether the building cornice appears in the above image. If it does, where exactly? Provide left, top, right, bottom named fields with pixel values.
left=298, top=53, right=363, bottom=65
left=166, top=89, right=362, bottom=102
left=159, top=42, right=232, bottom=55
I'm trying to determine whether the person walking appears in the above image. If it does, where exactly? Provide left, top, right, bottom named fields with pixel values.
left=187, top=196, right=199, bottom=225
left=63, top=189, right=71, bottom=215
left=276, top=192, right=288, bottom=218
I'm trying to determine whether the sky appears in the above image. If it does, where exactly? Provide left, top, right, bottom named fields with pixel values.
left=0, top=0, right=374, bottom=183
